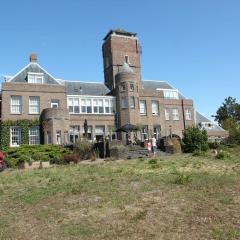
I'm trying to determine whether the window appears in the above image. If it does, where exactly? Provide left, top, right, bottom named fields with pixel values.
left=11, top=96, right=22, bottom=114
left=69, top=125, right=80, bottom=144
left=86, top=99, right=92, bottom=113
left=105, top=99, right=110, bottom=113
left=68, top=98, right=79, bottom=113
left=28, top=73, right=44, bottom=84
left=172, top=108, right=179, bottom=120
left=51, top=99, right=59, bottom=108
left=81, top=99, right=86, bottom=113
left=130, top=83, right=134, bottom=91
left=47, top=131, right=52, bottom=144
left=68, top=97, right=115, bottom=115
left=185, top=109, right=192, bottom=120
left=29, top=96, right=40, bottom=114
left=151, top=101, right=159, bottom=115
left=130, top=96, right=135, bottom=108
left=165, top=109, right=170, bottom=120
left=56, top=130, right=61, bottom=144
left=124, top=55, right=129, bottom=64
left=121, top=97, right=128, bottom=109
left=10, top=127, right=21, bottom=146
left=140, top=100, right=146, bottom=115
left=29, top=126, right=40, bottom=145
left=163, top=90, right=179, bottom=99
left=120, top=83, right=126, bottom=92
left=95, top=126, right=105, bottom=141
left=98, top=99, right=104, bottom=113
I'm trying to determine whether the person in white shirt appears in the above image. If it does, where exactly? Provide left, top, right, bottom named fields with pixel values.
left=151, top=135, right=157, bottom=156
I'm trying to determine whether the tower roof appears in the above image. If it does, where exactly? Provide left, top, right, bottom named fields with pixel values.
left=103, top=28, right=137, bottom=40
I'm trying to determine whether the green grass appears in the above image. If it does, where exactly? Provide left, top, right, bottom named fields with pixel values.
left=0, top=146, right=240, bottom=239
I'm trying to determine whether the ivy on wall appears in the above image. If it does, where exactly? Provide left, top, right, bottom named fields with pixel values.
left=0, top=119, right=40, bottom=151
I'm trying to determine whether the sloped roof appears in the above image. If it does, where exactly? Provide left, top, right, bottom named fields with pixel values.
left=195, top=112, right=211, bottom=123
left=7, top=63, right=60, bottom=85
left=195, top=112, right=227, bottom=133
left=64, top=81, right=110, bottom=96
left=142, top=80, right=174, bottom=90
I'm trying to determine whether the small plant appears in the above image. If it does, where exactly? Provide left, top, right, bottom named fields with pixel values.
left=215, top=150, right=231, bottom=160
left=192, top=150, right=206, bottom=157
left=173, top=172, right=192, bottom=185
left=148, top=159, right=157, bottom=164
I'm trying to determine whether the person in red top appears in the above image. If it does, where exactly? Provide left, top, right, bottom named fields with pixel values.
left=0, top=151, right=6, bottom=172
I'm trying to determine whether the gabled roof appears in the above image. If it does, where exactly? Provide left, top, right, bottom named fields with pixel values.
left=64, top=81, right=110, bottom=96
left=6, top=63, right=61, bottom=85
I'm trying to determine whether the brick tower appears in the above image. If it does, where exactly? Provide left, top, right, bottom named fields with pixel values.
left=102, top=28, right=142, bottom=90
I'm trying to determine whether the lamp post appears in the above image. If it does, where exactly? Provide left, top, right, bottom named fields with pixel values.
left=169, top=125, right=172, bottom=139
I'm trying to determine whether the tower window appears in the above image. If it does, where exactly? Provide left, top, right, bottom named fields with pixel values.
left=121, top=97, right=128, bottom=109
left=120, top=83, right=126, bottom=92
left=130, top=96, right=135, bottom=108
left=124, top=55, right=129, bottom=64
left=130, top=83, right=134, bottom=91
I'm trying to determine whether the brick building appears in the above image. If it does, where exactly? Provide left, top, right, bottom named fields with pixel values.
left=0, top=29, right=227, bottom=147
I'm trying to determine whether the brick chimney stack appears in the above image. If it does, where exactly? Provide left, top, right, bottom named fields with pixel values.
left=30, top=53, right=37, bottom=63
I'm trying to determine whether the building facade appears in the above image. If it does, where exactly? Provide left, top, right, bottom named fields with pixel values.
left=0, top=29, right=227, bottom=148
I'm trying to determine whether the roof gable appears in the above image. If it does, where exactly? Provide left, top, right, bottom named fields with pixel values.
left=7, top=63, right=61, bottom=85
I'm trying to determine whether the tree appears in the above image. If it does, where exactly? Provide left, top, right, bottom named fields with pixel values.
left=221, top=118, right=240, bottom=144
left=213, top=97, right=240, bottom=125
left=182, top=126, right=209, bottom=153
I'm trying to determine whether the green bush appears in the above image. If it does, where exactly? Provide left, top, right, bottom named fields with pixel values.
left=5, top=145, right=71, bottom=167
left=215, top=150, right=231, bottom=160
left=182, top=126, right=209, bottom=153
left=74, top=138, right=93, bottom=160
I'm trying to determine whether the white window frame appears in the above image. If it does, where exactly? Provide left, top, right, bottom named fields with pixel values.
left=11, top=96, right=22, bottom=114
left=29, top=126, right=40, bottom=145
left=151, top=101, right=159, bottom=115
left=165, top=109, right=170, bottom=120
left=140, top=100, right=146, bottom=115
left=28, top=72, right=44, bottom=84
left=10, top=126, right=21, bottom=147
left=29, top=96, right=40, bottom=114
left=163, top=90, right=179, bottom=99
left=51, top=99, right=59, bottom=108
left=185, top=109, right=192, bottom=120
left=67, top=96, right=115, bottom=115
left=172, top=108, right=180, bottom=120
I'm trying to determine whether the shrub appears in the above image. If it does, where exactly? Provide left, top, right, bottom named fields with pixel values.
left=50, top=154, right=65, bottom=165
left=109, top=142, right=128, bottom=160
left=74, top=138, right=93, bottom=160
left=215, top=150, right=231, bottom=160
left=5, top=145, right=72, bottom=167
left=173, top=172, right=192, bottom=185
left=64, top=154, right=80, bottom=164
left=192, top=150, right=207, bottom=157
left=182, top=126, right=209, bottom=153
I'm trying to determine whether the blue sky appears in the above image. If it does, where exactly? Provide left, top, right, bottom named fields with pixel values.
left=0, top=0, right=239, bottom=120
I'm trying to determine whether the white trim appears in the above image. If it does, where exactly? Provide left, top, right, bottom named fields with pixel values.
left=67, top=95, right=115, bottom=99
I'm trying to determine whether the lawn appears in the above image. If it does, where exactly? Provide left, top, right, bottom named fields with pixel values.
left=0, top=147, right=240, bottom=240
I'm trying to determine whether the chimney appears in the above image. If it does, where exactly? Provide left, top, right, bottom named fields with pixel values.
left=30, top=53, right=37, bottom=63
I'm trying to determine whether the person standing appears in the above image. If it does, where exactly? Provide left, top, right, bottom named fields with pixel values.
left=151, top=135, right=157, bottom=156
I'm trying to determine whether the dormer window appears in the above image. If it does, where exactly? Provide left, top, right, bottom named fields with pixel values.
left=28, top=72, right=44, bottom=84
